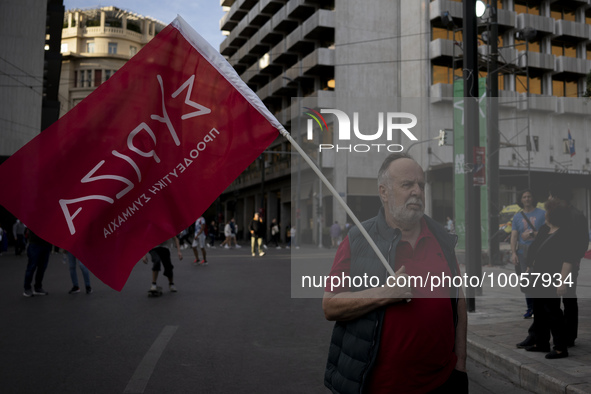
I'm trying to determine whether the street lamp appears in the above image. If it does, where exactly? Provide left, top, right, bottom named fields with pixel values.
left=476, top=0, right=487, bottom=18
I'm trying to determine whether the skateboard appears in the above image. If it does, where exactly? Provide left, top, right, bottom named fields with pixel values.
left=148, top=286, right=163, bottom=297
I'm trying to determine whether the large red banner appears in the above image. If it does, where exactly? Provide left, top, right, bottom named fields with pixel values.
left=0, top=17, right=280, bottom=290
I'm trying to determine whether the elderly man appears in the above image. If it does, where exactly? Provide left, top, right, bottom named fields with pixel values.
left=323, top=152, right=468, bottom=393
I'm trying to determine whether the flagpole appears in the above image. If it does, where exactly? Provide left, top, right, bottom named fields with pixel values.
left=277, top=127, right=396, bottom=277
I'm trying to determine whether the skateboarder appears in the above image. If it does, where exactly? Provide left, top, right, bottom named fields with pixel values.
left=143, top=236, right=183, bottom=293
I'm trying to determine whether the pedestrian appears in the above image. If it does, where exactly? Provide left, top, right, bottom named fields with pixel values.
left=13, top=219, right=26, bottom=255
left=65, top=251, right=92, bottom=294
left=207, top=220, right=217, bottom=248
left=323, top=152, right=468, bottom=393
left=286, top=225, right=291, bottom=248
left=510, top=189, right=545, bottom=319
left=23, top=229, right=52, bottom=297
left=517, top=183, right=589, bottom=350
left=519, top=199, right=573, bottom=359
left=0, top=223, right=7, bottom=255
left=230, top=218, right=241, bottom=248
left=249, top=212, right=265, bottom=256
left=220, top=220, right=233, bottom=249
left=259, top=214, right=268, bottom=250
left=192, top=216, right=207, bottom=265
left=143, top=236, right=183, bottom=292
left=330, top=221, right=341, bottom=248
left=178, top=226, right=192, bottom=249
left=548, top=183, right=589, bottom=348
left=269, top=218, right=281, bottom=248
left=446, top=216, right=455, bottom=234
left=289, top=224, right=298, bottom=249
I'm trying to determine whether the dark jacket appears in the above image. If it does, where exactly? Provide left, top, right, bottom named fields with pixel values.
left=249, top=219, right=261, bottom=238
left=324, top=208, right=460, bottom=394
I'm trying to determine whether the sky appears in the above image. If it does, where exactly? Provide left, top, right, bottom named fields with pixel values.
left=63, top=0, right=227, bottom=49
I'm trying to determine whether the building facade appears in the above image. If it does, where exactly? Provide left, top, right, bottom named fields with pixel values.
left=58, top=6, right=166, bottom=116
left=218, top=0, right=590, bottom=246
left=0, top=0, right=48, bottom=158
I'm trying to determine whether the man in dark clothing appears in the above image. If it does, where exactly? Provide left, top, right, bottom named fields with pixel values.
left=23, top=230, right=52, bottom=297
left=517, top=183, right=589, bottom=349
left=249, top=213, right=265, bottom=257
left=549, top=184, right=588, bottom=346
left=322, top=153, right=468, bottom=393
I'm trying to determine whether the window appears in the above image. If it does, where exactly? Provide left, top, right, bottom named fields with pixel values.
left=553, top=79, right=578, bottom=97
left=514, top=2, right=539, bottom=15
left=130, top=46, right=137, bottom=56
left=108, top=42, right=118, bottom=54
left=432, top=65, right=462, bottom=85
left=79, top=70, right=92, bottom=87
left=86, top=42, right=95, bottom=53
left=60, top=43, right=68, bottom=53
left=94, top=70, right=102, bottom=87
left=515, top=75, right=542, bottom=94
left=526, top=136, right=539, bottom=152
left=105, top=70, right=116, bottom=81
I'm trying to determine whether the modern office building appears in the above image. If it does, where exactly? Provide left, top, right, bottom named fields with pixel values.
left=217, top=0, right=590, bottom=246
left=58, top=6, right=166, bottom=116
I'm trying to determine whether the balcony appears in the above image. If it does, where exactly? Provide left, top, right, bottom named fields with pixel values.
left=260, top=0, right=287, bottom=15
left=286, top=0, right=315, bottom=20
left=271, top=6, right=298, bottom=33
left=220, top=0, right=251, bottom=31
left=556, top=97, right=589, bottom=115
left=430, top=38, right=461, bottom=59
left=269, top=38, right=298, bottom=65
left=516, top=13, right=554, bottom=35
left=429, top=0, right=462, bottom=21
left=430, top=83, right=453, bottom=103
left=496, top=9, right=515, bottom=30
left=554, top=20, right=590, bottom=41
left=555, top=56, right=591, bottom=75
left=302, top=9, right=334, bottom=40
left=302, top=47, right=334, bottom=75
left=518, top=93, right=556, bottom=112
left=517, top=51, right=555, bottom=70
left=286, top=25, right=314, bottom=53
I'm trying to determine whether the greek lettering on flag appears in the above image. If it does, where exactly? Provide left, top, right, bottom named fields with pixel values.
left=0, top=16, right=281, bottom=291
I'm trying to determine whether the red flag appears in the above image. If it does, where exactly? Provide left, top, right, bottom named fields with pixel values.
left=0, top=16, right=281, bottom=291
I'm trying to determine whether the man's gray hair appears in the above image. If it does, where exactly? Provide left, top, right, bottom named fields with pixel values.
left=377, top=152, right=415, bottom=188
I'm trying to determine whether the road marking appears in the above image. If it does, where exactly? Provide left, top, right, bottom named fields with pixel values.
left=124, top=325, right=178, bottom=393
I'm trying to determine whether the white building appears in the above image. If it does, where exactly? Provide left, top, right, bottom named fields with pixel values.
left=59, top=6, right=166, bottom=115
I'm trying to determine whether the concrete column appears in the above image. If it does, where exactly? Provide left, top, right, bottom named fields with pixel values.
left=100, top=11, right=105, bottom=33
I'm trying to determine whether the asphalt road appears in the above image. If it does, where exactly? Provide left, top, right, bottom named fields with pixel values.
left=0, top=244, right=531, bottom=393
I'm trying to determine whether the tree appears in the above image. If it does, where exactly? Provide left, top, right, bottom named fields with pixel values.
left=584, top=70, right=591, bottom=98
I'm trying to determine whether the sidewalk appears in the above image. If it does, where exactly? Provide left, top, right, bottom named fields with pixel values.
left=464, top=261, right=591, bottom=394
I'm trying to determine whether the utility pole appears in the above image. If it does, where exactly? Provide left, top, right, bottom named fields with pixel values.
left=487, top=0, right=501, bottom=266
left=463, top=0, right=482, bottom=312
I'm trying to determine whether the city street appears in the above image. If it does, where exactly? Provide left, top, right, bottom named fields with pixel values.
left=1, top=244, right=533, bottom=393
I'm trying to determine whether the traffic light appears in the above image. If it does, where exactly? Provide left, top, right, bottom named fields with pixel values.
left=438, top=129, right=448, bottom=146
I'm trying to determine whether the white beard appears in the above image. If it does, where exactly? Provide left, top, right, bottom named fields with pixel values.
left=388, top=197, right=424, bottom=226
